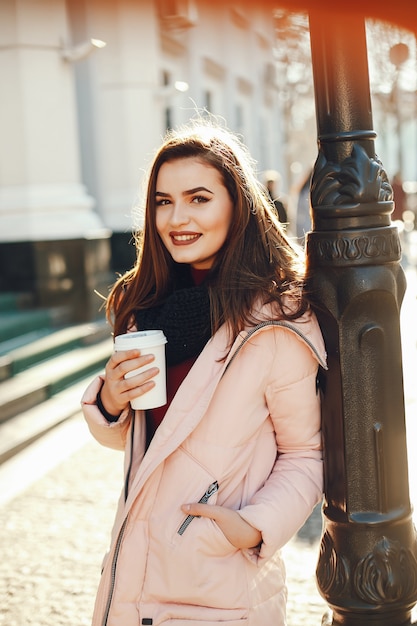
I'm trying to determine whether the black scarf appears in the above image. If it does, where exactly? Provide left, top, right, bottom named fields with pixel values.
left=134, top=265, right=212, bottom=367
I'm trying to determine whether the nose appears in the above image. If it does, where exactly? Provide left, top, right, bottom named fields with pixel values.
left=169, top=200, right=190, bottom=227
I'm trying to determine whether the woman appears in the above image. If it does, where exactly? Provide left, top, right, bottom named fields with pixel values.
left=81, top=119, right=327, bottom=626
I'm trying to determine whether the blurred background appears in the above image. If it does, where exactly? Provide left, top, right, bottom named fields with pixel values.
left=1, top=0, right=416, bottom=326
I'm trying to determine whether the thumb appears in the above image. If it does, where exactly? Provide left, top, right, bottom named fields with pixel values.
left=181, top=503, right=219, bottom=519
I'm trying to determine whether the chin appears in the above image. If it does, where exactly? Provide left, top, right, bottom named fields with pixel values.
left=171, top=254, right=198, bottom=265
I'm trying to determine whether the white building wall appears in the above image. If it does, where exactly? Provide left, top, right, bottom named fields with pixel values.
left=1, top=0, right=285, bottom=243
left=68, top=0, right=164, bottom=234
left=0, top=0, right=105, bottom=242
left=155, top=3, right=284, bottom=181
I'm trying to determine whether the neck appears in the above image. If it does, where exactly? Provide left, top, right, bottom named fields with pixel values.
left=191, top=266, right=209, bottom=286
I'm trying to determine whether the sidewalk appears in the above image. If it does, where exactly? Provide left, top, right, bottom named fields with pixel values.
left=1, top=268, right=417, bottom=626
left=0, top=416, right=122, bottom=626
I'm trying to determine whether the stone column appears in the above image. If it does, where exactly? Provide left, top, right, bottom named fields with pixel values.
left=0, top=0, right=110, bottom=323
left=68, top=0, right=163, bottom=275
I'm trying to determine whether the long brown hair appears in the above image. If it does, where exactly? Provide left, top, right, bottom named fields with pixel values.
left=107, top=119, right=308, bottom=341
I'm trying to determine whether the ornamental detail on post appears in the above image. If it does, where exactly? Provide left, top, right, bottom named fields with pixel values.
left=311, top=144, right=392, bottom=208
left=307, top=144, right=401, bottom=266
left=317, top=532, right=417, bottom=606
left=354, top=536, right=417, bottom=604
left=310, top=231, right=401, bottom=266
left=317, top=531, right=349, bottom=598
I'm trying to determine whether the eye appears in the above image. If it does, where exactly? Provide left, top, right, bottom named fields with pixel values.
left=191, top=195, right=209, bottom=204
left=156, top=197, right=171, bottom=206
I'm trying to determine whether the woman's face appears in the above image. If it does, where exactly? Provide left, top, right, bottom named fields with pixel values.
left=155, top=157, right=234, bottom=270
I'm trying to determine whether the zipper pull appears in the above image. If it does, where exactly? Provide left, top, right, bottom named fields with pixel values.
left=177, top=481, right=219, bottom=535
left=199, top=480, right=219, bottom=503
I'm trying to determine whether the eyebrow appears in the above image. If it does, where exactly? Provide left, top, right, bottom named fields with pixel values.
left=155, top=186, right=214, bottom=197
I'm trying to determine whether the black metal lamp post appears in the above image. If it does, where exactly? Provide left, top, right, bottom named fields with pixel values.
left=306, top=11, right=417, bottom=625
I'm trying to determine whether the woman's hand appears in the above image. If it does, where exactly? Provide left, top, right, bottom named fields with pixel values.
left=100, top=349, right=159, bottom=416
left=181, top=502, right=262, bottom=550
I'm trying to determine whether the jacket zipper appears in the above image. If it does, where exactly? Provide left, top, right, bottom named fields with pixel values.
left=124, top=412, right=135, bottom=502
left=224, top=320, right=327, bottom=374
left=102, top=515, right=129, bottom=626
left=177, top=480, right=219, bottom=535
left=102, top=410, right=136, bottom=625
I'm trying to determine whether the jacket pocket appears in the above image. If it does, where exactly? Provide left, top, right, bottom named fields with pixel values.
left=145, top=448, right=249, bottom=610
left=150, top=446, right=218, bottom=544
left=177, top=480, right=219, bottom=535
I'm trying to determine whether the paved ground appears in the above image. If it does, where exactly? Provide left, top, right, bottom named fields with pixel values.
left=0, top=418, right=121, bottom=626
left=1, top=267, right=417, bottom=626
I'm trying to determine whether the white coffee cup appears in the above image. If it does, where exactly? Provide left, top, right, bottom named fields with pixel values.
left=113, top=330, right=168, bottom=410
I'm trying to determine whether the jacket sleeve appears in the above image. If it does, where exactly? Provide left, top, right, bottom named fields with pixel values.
left=81, top=375, right=134, bottom=451
left=237, top=327, right=324, bottom=561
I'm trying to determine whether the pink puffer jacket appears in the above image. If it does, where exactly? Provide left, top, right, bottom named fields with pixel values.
left=81, top=306, right=327, bottom=626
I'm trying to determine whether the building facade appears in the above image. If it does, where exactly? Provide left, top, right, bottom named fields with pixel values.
left=0, top=0, right=286, bottom=322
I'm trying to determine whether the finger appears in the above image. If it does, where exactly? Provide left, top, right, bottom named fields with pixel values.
left=122, top=366, right=159, bottom=388
left=102, top=367, right=159, bottom=414
left=181, top=503, right=223, bottom=520
left=121, top=355, right=156, bottom=379
left=120, top=366, right=160, bottom=402
left=106, top=351, right=140, bottom=379
left=124, top=378, right=156, bottom=404
left=180, top=504, right=262, bottom=549
left=110, top=348, right=142, bottom=367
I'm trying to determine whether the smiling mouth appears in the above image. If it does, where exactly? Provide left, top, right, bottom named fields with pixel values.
left=171, top=233, right=201, bottom=244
